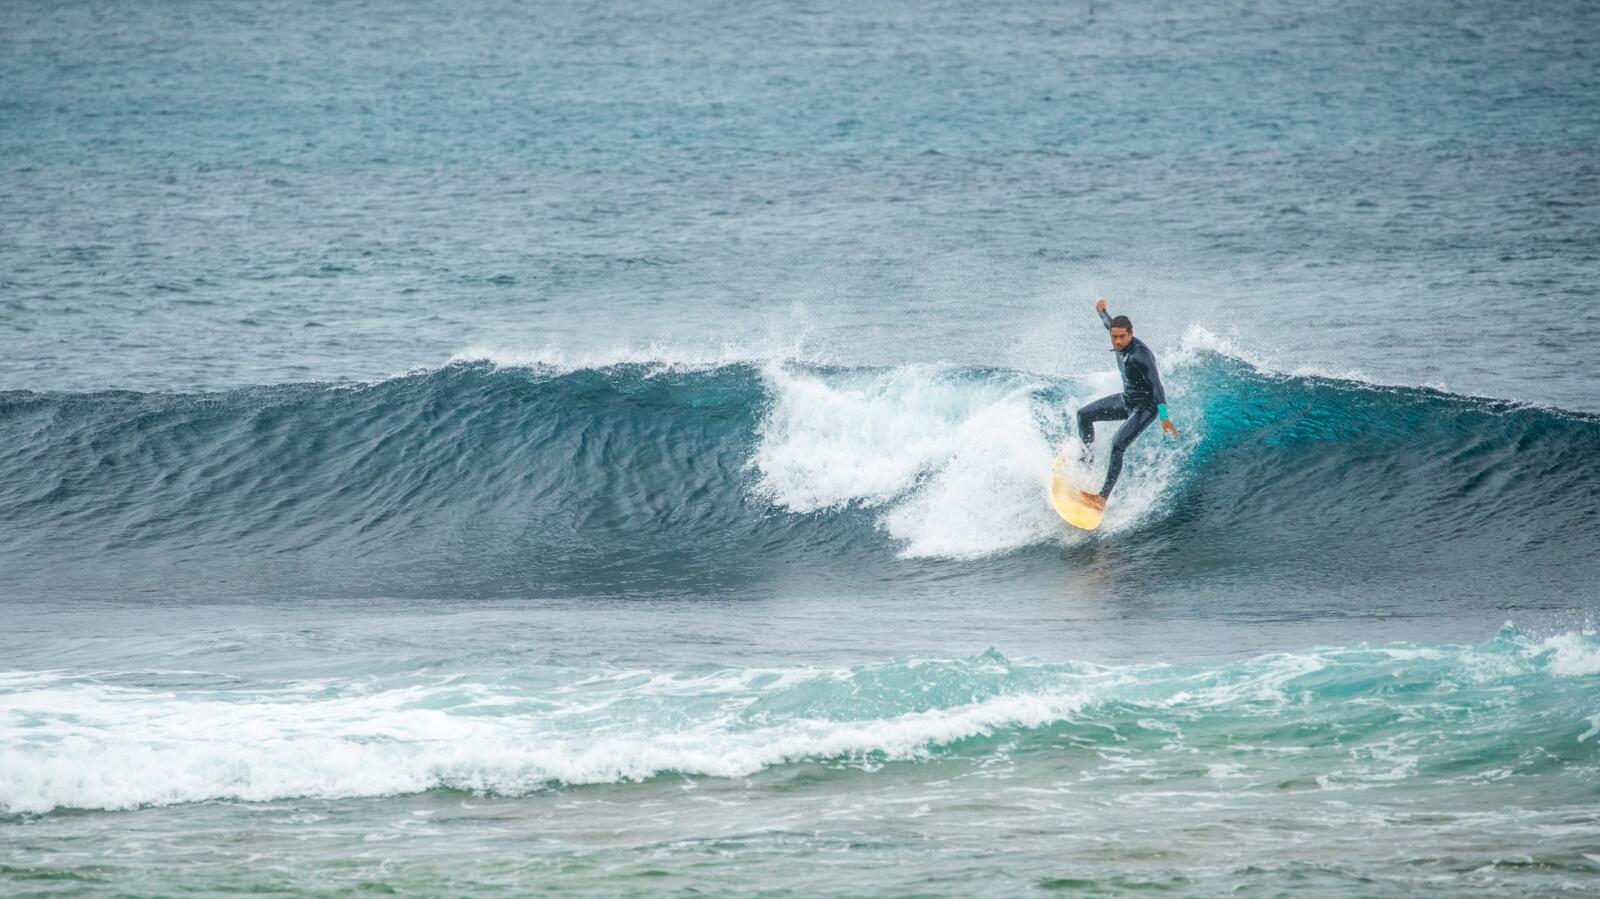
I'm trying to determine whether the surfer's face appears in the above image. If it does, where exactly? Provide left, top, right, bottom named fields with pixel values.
left=1109, top=327, right=1133, bottom=351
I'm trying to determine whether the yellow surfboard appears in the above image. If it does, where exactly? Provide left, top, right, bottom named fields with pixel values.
left=1049, top=454, right=1104, bottom=531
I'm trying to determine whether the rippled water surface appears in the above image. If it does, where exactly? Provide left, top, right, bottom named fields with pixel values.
left=3, top=0, right=1598, bottom=895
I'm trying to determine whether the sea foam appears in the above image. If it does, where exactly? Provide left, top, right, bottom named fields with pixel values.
left=5, top=631, right=1593, bottom=816
left=752, top=361, right=1191, bottom=557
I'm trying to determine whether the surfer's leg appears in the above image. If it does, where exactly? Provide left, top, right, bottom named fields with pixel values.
left=1076, top=395, right=1129, bottom=447
left=1099, top=404, right=1157, bottom=499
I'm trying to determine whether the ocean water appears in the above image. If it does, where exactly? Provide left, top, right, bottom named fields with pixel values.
left=3, top=0, right=1598, bottom=896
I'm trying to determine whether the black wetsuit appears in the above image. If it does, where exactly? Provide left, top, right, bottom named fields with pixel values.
left=1076, top=308, right=1168, bottom=499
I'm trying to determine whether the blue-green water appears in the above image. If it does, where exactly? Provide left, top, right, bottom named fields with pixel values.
left=3, top=0, right=1598, bottom=895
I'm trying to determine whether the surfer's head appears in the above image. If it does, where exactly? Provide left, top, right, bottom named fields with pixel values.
left=1108, top=315, right=1134, bottom=351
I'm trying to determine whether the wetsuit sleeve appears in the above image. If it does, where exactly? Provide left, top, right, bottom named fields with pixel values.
left=1143, top=348, right=1169, bottom=418
left=1098, top=307, right=1114, bottom=331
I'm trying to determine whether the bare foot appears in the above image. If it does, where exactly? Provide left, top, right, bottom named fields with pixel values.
left=1079, top=491, right=1107, bottom=511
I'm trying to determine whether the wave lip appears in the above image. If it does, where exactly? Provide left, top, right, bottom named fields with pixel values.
left=3, top=628, right=1596, bottom=816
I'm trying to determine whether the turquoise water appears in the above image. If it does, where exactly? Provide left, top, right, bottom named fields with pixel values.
left=3, top=0, right=1599, bottom=895
left=4, top=624, right=1598, bottom=895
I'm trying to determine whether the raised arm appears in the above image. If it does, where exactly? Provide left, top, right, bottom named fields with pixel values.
left=1095, top=297, right=1113, bottom=330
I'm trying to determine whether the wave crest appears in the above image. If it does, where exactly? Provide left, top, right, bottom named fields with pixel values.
left=2, top=350, right=1597, bottom=596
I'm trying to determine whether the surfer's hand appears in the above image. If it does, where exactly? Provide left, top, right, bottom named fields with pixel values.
left=1161, top=419, right=1179, bottom=438
left=1095, top=298, right=1107, bottom=313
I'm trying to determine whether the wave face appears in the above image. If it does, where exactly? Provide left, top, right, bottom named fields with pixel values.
left=1, top=352, right=1598, bottom=599
left=3, top=626, right=1596, bottom=815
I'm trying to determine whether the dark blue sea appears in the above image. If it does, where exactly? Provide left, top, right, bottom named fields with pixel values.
left=3, top=1, right=1599, bottom=895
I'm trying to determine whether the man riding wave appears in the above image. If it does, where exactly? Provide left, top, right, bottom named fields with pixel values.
left=1075, top=298, right=1179, bottom=510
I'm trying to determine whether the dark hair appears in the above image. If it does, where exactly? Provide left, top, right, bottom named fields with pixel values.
left=1110, top=315, right=1133, bottom=331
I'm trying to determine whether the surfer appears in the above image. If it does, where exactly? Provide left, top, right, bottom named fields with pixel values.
left=1075, top=298, right=1179, bottom=510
